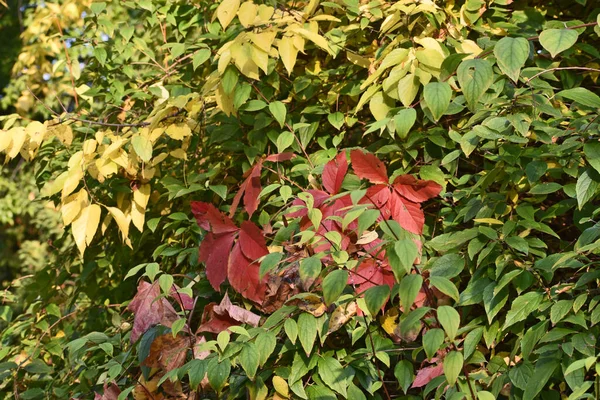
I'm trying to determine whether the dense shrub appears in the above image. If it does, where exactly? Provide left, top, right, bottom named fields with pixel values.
left=1, top=0, right=600, bottom=399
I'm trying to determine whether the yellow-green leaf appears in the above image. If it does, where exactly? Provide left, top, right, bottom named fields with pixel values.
left=216, top=0, right=240, bottom=30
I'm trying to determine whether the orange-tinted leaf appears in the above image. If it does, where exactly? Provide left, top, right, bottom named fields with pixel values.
left=127, top=281, right=178, bottom=343
left=393, top=175, right=442, bottom=203
left=228, top=241, right=268, bottom=303
left=322, top=152, right=348, bottom=194
left=350, top=149, right=388, bottom=184
left=389, top=192, right=424, bottom=235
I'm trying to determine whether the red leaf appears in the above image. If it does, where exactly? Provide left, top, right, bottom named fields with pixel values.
left=393, top=175, right=442, bottom=203
left=412, top=364, right=444, bottom=388
left=228, top=241, right=268, bottom=304
left=239, top=221, right=268, bottom=261
left=191, top=201, right=238, bottom=234
left=389, top=192, right=424, bottom=235
left=265, top=152, right=296, bottom=162
left=350, top=149, right=388, bottom=184
left=347, top=259, right=395, bottom=293
left=197, top=293, right=261, bottom=333
left=230, top=161, right=263, bottom=218
left=127, top=281, right=178, bottom=343
left=199, top=232, right=236, bottom=291
left=322, top=152, right=348, bottom=194
left=94, top=383, right=120, bottom=400
left=362, top=184, right=391, bottom=213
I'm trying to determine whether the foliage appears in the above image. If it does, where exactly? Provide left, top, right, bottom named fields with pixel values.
left=1, top=0, right=600, bottom=399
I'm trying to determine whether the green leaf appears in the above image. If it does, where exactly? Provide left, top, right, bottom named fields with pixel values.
left=429, top=276, right=459, bottom=302
left=322, top=270, right=348, bottom=305
left=187, top=359, right=206, bottom=390
left=364, top=285, right=390, bottom=316
left=239, top=342, right=260, bottom=379
left=299, top=256, right=322, bottom=285
left=539, top=29, right=578, bottom=58
left=284, top=318, right=298, bottom=344
left=505, top=236, right=529, bottom=254
left=259, top=252, right=283, bottom=278
left=394, top=108, right=417, bottom=138
left=584, top=141, right=600, bottom=174
left=576, top=169, right=600, bottom=209
left=483, top=284, right=508, bottom=324
left=423, top=328, right=445, bottom=360
left=529, top=182, right=562, bottom=195
left=131, top=135, right=152, bottom=162
left=318, top=356, right=349, bottom=396
left=390, top=239, right=418, bottom=278
left=525, top=160, right=548, bottom=183
left=443, top=351, right=463, bottom=385
left=217, top=331, right=230, bottom=351
left=437, top=306, right=460, bottom=340
left=94, top=47, right=108, bottom=66
left=550, top=299, right=573, bottom=324
left=523, top=358, right=559, bottom=399
left=503, top=291, right=543, bottom=330
left=207, top=357, right=231, bottom=392
left=276, top=131, right=295, bottom=153
left=192, top=49, right=211, bottom=71
left=171, top=318, right=186, bottom=337
left=269, top=101, right=287, bottom=128
left=456, top=59, right=493, bottom=110
left=494, top=37, right=529, bottom=81
left=423, top=82, right=452, bottom=121
left=394, top=360, right=414, bottom=394
left=327, top=112, right=345, bottom=130
left=464, top=327, right=483, bottom=360
left=477, top=391, right=496, bottom=400
left=558, top=88, right=600, bottom=108
left=509, top=361, right=534, bottom=390
left=430, top=254, right=464, bottom=279
left=255, top=330, right=277, bottom=366
left=297, top=313, right=317, bottom=356
left=398, top=274, right=423, bottom=312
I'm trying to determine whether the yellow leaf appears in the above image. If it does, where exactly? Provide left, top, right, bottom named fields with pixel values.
left=233, top=42, right=259, bottom=79
left=131, top=202, right=145, bottom=233
left=62, top=169, right=84, bottom=199
left=169, top=148, right=187, bottom=159
left=255, top=4, right=274, bottom=24
left=72, top=204, right=101, bottom=255
left=6, top=127, right=26, bottom=159
left=25, top=121, right=47, bottom=146
left=251, top=46, right=269, bottom=74
left=0, top=130, right=11, bottom=152
left=397, top=73, right=420, bottom=107
left=380, top=307, right=399, bottom=335
left=216, top=0, right=240, bottom=30
left=346, top=51, right=370, bottom=69
left=473, top=218, right=504, bottom=225
left=41, top=170, right=69, bottom=197
left=61, top=189, right=89, bottom=226
left=49, top=124, right=73, bottom=146
left=133, top=184, right=151, bottom=209
left=277, top=36, right=298, bottom=76
left=83, top=139, right=97, bottom=155
left=165, top=124, right=192, bottom=140
left=216, top=83, right=235, bottom=116
left=303, top=0, right=319, bottom=16
left=238, top=1, right=257, bottom=27
left=249, top=31, right=276, bottom=53
left=272, top=376, right=289, bottom=398
left=95, top=158, right=119, bottom=178
left=101, top=213, right=112, bottom=235
left=106, top=206, right=131, bottom=241
left=292, top=35, right=305, bottom=53
left=68, top=151, right=84, bottom=169
left=289, top=26, right=331, bottom=55
left=369, top=92, right=393, bottom=121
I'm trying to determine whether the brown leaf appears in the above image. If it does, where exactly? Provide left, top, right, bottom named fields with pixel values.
left=143, top=334, right=191, bottom=372
left=197, top=293, right=260, bottom=333
left=94, top=383, right=120, bottom=400
left=327, top=301, right=357, bottom=334
left=127, top=281, right=178, bottom=343
left=287, top=293, right=327, bottom=317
